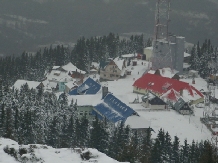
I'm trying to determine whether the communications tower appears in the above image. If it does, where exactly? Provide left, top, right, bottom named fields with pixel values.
left=154, top=0, right=171, bottom=41
left=151, top=0, right=173, bottom=70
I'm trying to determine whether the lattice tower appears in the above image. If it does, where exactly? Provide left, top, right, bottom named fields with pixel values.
left=154, top=0, right=171, bottom=41
left=151, top=0, right=173, bottom=70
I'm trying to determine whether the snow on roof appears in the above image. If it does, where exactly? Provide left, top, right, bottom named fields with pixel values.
left=147, top=70, right=156, bottom=74
left=183, top=63, right=191, bottom=68
left=144, top=46, right=153, bottom=50
left=189, top=70, right=198, bottom=73
left=184, top=52, right=191, bottom=57
left=13, top=80, right=41, bottom=90
left=61, top=62, right=86, bottom=74
left=49, top=81, right=58, bottom=88
left=52, top=66, right=60, bottom=70
left=121, top=53, right=136, bottom=58
left=125, top=115, right=150, bottom=129
left=133, top=73, right=204, bottom=101
left=158, top=68, right=178, bottom=78
left=161, top=89, right=181, bottom=102
left=41, top=80, right=52, bottom=91
left=46, top=70, right=73, bottom=82
left=91, top=62, right=100, bottom=68
left=65, top=81, right=77, bottom=89
left=180, top=78, right=209, bottom=93
left=148, top=68, right=178, bottom=78
left=68, top=94, right=101, bottom=106
left=94, top=93, right=136, bottom=123
left=90, top=69, right=97, bottom=72
left=113, top=57, right=125, bottom=71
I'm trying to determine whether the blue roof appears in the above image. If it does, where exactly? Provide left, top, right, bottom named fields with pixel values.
left=69, top=77, right=101, bottom=95
left=94, top=93, right=136, bottom=123
left=69, top=88, right=78, bottom=95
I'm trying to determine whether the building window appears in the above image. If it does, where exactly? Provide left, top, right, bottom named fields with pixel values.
left=104, top=74, right=106, bottom=77
left=110, top=74, right=114, bottom=77
left=80, top=111, right=83, bottom=115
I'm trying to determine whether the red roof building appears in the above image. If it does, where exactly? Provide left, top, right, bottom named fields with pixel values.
left=133, top=73, right=204, bottom=104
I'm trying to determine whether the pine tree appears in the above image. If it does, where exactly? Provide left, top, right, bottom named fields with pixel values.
left=139, top=128, right=152, bottom=163
left=4, top=107, right=13, bottom=139
left=150, top=138, right=162, bottom=163
left=172, top=136, right=180, bottom=163
left=0, top=103, right=5, bottom=136
left=181, top=139, right=189, bottom=163
left=67, top=115, right=76, bottom=148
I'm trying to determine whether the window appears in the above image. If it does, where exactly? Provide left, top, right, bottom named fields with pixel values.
left=110, top=74, right=114, bottom=77
left=80, top=111, right=83, bottom=115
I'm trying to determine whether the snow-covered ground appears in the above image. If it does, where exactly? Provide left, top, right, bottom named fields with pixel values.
left=106, top=60, right=212, bottom=144
left=0, top=138, right=127, bottom=163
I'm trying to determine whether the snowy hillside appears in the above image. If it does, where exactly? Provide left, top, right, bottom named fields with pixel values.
left=0, top=138, right=127, bottom=163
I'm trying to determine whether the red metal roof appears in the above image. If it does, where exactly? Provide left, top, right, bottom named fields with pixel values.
left=133, top=73, right=203, bottom=98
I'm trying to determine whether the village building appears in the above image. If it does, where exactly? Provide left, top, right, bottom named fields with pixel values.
left=64, top=81, right=78, bottom=93
left=161, top=89, right=193, bottom=114
left=133, top=73, right=204, bottom=105
left=125, top=115, right=151, bottom=136
left=188, top=70, right=199, bottom=78
left=148, top=67, right=180, bottom=80
left=46, top=62, right=86, bottom=92
left=67, top=80, right=152, bottom=134
left=121, top=53, right=136, bottom=61
left=183, top=52, right=191, bottom=63
left=143, top=47, right=153, bottom=61
left=13, top=79, right=52, bottom=92
left=68, top=94, right=101, bottom=120
left=100, top=57, right=127, bottom=81
left=141, top=92, right=168, bottom=110
left=69, top=77, right=101, bottom=95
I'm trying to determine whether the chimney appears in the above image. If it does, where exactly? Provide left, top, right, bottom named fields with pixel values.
left=180, top=89, right=183, bottom=96
left=102, top=82, right=108, bottom=99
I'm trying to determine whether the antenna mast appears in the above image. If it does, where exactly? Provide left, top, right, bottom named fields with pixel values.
left=151, top=0, right=172, bottom=70
left=154, top=0, right=171, bottom=41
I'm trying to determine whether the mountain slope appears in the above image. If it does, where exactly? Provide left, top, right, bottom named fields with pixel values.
left=0, top=0, right=217, bottom=55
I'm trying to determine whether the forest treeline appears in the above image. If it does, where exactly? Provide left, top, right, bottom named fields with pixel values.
left=189, top=39, right=218, bottom=78
left=0, top=33, right=149, bottom=85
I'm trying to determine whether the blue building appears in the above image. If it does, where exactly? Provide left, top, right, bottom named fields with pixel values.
left=69, top=77, right=101, bottom=95
left=93, top=93, right=138, bottom=123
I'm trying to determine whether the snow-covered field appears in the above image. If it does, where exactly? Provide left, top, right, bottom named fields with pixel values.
left=107, top=60, right=212, bottom=144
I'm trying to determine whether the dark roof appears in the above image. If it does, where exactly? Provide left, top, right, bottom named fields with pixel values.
left=149, top=96, right=167, bottom=105
left=69, top=77, right=101, bottom=95
left=93, top=93, right=137, bottom=123
left=99, top=60, right=109, bottom=69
